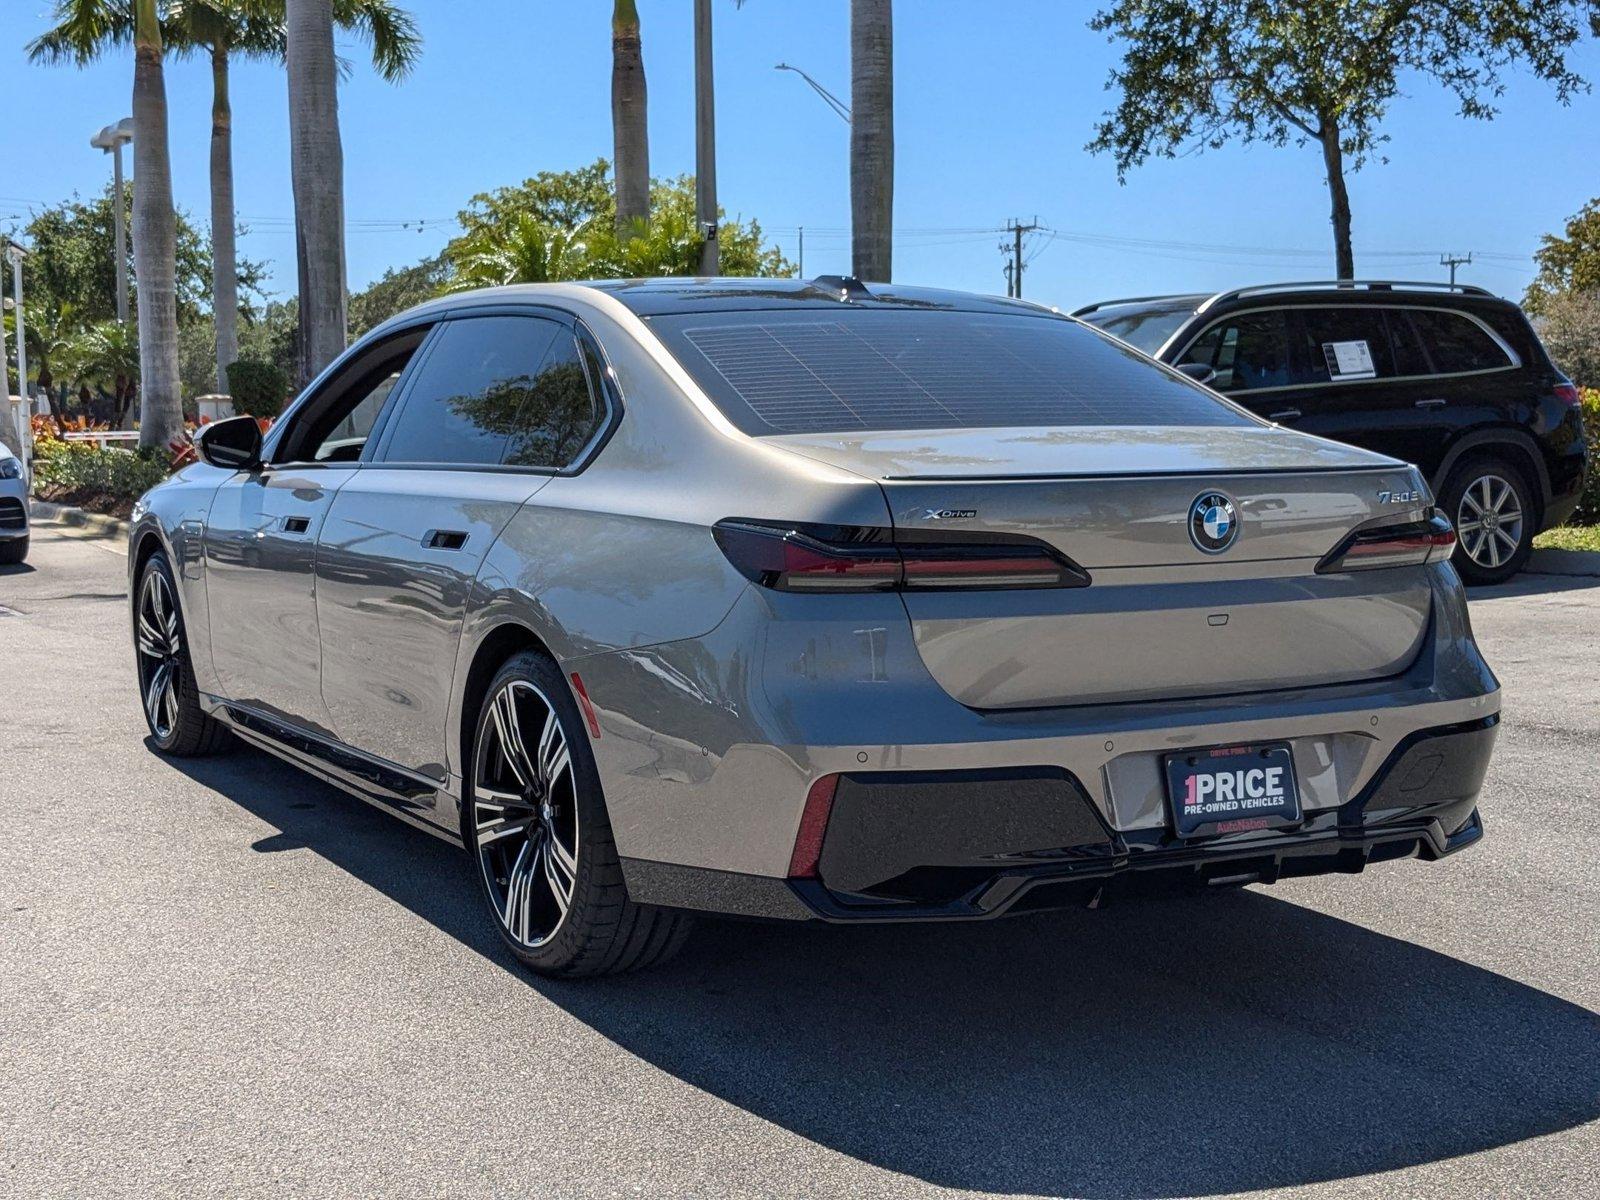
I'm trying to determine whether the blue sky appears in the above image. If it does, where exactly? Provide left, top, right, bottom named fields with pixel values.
left=5, top=0, right=1598, bottom=311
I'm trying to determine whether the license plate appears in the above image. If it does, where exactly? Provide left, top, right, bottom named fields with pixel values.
left=1164, top=744, right=1300, bottom=837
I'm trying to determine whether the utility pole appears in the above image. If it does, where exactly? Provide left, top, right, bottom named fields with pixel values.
left=6, top=242, right=31, bottom=481
left=797, top=226, right=804, bottom=278
left=1005, top=216, right=1040, bottom=299
left=694, top=0, right=719, bottom=275
left=1440, top=252, right=1472, bottom=287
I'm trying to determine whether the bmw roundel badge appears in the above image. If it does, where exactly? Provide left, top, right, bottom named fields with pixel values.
left=1189, top=492, right=1239, bottom=554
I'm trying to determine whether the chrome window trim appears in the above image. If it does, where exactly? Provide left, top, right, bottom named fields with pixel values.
left=1159, top=303, right=1522, bottom=394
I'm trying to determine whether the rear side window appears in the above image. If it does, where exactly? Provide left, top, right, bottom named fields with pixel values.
left=1087, top=303, right=1197, bottom=355
left=651, top=310, right=1249, bottom=435
left=1406, top=309, right=1515, bottom=374
left=1177, top=311, right=1294, bottom=393
left=501, top=333, right=604, bottom=468
left=1289, top=307, right=1398, bottom=384
left=378, top=315, right=563, bottom=466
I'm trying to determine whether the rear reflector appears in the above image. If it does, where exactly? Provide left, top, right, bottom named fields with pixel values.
left=1317, top=511, right=1457, bottom=573
left=714, top=519, right=1089, bottom=592
left=787, top=774, right=840, bottom=878
left=569, top=672, right=602, bottom=739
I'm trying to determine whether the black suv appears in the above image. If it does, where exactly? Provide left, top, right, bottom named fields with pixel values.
left=1075, top=281, right=1587, bottom=584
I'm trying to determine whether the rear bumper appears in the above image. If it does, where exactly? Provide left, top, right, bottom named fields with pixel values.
left=623, top=715, right=1495, bottom=922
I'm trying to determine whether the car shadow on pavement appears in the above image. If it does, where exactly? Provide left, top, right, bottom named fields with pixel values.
left=169, top=745, right=1600, bottom=1200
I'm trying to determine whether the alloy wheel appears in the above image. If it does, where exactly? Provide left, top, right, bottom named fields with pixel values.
left=472, top=680, right=580, bottom=949
left=1455, top=473, right=1525, bottom=571
left=136, top=570, right=182, bottom=740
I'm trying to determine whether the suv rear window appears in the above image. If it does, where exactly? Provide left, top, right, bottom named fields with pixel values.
left=650, top=309, right=1249, bottom=435
left=1406, top=309, right=1515, bottom=374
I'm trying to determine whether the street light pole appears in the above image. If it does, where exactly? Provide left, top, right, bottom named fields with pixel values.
left=694, top=0, right=719, bottom=275
left=6, top=243, right=31, bottom=479
left=91, top=119, right=135, bottom=324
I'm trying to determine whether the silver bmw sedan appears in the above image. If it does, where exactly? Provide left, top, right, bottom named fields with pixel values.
left=128, top=278, right=1500, bottom=976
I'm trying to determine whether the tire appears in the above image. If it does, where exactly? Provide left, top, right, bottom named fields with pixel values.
left=134, top=552, right=232, bottom=757
left=464, top=651, right=691, bottom=978
left=1441, top=457, right=1536, bottom=586
left=0, top=536, right=26, bottom=565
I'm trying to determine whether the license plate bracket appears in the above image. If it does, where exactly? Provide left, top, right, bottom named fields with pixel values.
left=1164, top=743, right=1301, bottom=837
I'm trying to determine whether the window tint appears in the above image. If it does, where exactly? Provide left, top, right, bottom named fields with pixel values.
left=1385, top=309, right=1432, bottom=376
left=502, top=333, right=603, bottom=468
left=1406, top=309, right=1514, bottom=374
left=652, top=310, right=1248, bottom=435
left=1289, top=307, right=1397, bottom=384
left=1177, top=311, right=1294, bottom=392
left=379, top=316, right=561, bottom=465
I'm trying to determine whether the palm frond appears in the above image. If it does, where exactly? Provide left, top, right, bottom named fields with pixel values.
left=26, top=0, right=136, bottom=67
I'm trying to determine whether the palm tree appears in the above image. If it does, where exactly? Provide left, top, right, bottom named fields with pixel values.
left=285, top=0, right=419, bottom=385
left=130, top=0, right=184, bottom=449
left=62, top=320, right=142, bottom=428
left=167, top=2, right=283, bottom=394
left=171, top=2, right=419, bottom=394
left=850, top=0, right=893, bottom=282
left=446, top=215, right=591, bottom=290
left=611, top=0, right=648, bottom=233
left=26, top=0, right=180, bottom=448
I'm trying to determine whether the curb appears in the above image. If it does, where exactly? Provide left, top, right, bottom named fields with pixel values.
left=1528, top=547, right=1600, bottom=578
left=29, top=499, right=131, bottom=540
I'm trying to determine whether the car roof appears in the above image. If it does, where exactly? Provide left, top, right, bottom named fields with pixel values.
left=388, top=277, right=1059, bottom=324
left=1074, top=281, right=1520, bottom=322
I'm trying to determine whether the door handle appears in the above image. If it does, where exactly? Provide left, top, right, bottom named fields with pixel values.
left=422, top=529, right=469, bottom=550
left=1414, top=398, right=1448, bottom=409
left=1268, top=408, right=1302, bottom=422
left=281, top=516, right=311, bottom=534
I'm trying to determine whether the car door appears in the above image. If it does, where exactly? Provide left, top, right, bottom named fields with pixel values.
left=1272, top=305, right=1449, bottom=471
left=315, top=311, right=610, bottom=782
left=203, top=328, right=429, bottom=733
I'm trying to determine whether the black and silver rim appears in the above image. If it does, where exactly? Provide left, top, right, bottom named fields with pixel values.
left=1456, top=473, right=1525, bottom=571
left=136, top=570, right=181, bottom=740
left=472, top=680, right=579, bottom=949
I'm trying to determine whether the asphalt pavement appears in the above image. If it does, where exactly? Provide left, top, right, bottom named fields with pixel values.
left=2, top=517, right=1597, bottom=1199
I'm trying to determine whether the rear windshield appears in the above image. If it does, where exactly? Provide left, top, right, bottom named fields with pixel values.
left=1082, top=302, right=1198, bottom=355
left=649, top=309, right=1248, bottom=435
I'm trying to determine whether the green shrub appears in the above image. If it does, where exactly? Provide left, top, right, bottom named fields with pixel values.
left=32, top=440, right=171, bottom=498
left=226, top=358, right=290, bottom=419
left=1570, top=387, right=1600, bottom=526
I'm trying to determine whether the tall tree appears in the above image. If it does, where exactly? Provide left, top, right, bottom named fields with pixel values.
left=130, top=0, right=183, bottom=449
left=850, top=0, right=893, bottom=281
left=611, top=0, right=649, bottom=233
left=1088, top=1, right=1597, bottom=281
left=166, top=2, right=284, bottom=393
left=286, top=0, right=347, bottom=385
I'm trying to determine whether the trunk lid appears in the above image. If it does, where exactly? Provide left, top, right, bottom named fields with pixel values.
left=771, top=425, right=1435, bottom=709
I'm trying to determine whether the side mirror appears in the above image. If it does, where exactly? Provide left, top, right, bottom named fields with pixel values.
left=195, top=415, right=263, bottom=470
left=1175, top=362, right=1218, bottom=387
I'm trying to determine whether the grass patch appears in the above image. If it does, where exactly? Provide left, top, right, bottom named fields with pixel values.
left=1534, top=524, right=1600, bottom=553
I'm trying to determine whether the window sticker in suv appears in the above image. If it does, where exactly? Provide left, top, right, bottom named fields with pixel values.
left=1322, top=339, right=1377, bottom=381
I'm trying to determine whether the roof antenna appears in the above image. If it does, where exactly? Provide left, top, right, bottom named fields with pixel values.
left=810, top=274, right=872, bottom=301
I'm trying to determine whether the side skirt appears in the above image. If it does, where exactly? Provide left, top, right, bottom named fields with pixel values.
left=215, top=701, right=464, bottom=848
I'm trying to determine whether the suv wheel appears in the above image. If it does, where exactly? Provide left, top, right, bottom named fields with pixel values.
left=465, top=651, right=691, bottom=977
left=1442, top=457, right=1535, bottom=586
left=135, top=553, right=233, bottom=755
left=0, top=536, right=27, bottom=565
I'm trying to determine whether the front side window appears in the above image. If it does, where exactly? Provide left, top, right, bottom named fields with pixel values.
left=378, top=315, right=563, bottom=466
left=275, top=328, right=429, bottom=464
left=651, top=309, right=1249, bottom=435
left=1406, top=309, right=1515, bottom=374
left=1177, top=311, right=1294, bottom=393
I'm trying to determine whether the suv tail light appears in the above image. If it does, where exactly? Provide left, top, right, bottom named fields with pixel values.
left=713, top=519, right=1090, bottom=592
left=1317, top=511, right=1456, bottom=573
left=1554, top=382, right=1582, bottom=409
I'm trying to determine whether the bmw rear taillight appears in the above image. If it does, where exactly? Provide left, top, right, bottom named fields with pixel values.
left=1317, top=511, right=1457, bottom=573
left=713, top=519, right=1090, bottom=592
left=1554, top=382, right=1582, bottom=409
